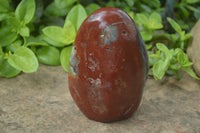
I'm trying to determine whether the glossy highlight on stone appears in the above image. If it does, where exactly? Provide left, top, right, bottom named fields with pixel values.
left=68, top=7, right=148, bottom=123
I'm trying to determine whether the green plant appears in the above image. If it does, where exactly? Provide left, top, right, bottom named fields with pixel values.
left=0, top=0, right=199, bottom=80
left=175, top=0, right=200, bottom=29
left=0, top=0, right=38, bottom=76
left=133, top=12, right=163, bottom=42
left=0, top=0, right=88, bottom=78
left=149, top=43, right=199, bottom=80
left=128, top=1, right=199, bottom=80
left=167, top=17, right=192, bottom=50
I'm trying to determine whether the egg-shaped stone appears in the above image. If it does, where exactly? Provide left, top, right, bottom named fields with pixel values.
left=68, top=7, right=148, bottom=122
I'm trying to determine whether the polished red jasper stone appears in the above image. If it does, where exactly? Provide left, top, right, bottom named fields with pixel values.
left=68, top=7, right=148, bottom=122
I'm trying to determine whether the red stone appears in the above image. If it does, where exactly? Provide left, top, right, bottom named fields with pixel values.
left=68, top=7, right=148, bottom=123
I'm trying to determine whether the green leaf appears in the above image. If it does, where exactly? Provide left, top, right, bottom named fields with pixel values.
left=63, top=20, right=76, bottom=45
left=169, top=64, right=180, bottom=70
left=0, top=27, right=18, bottom=47
left=179, top=6, right=189, bottom=18
left=140, top=4, right=152, bottom=13
left=42, top=26, right=66, bottom=44
left=148, top=51, right=157, bottom=67
left=125, top=0, right=135, bottom=6
left=153, top=60, right=166, bottom=80
left=167, top=17, right=182, bottom=35
left=26, top=36, right=48, bottom=47
left=148, top=12, right=163, bottom=30
left=150, top=51, right=161, bottom=59
left=128, top=11, right=134, bottom=20
left=85, top=3, right=101, bottom=15
left=40, top=34, right=66, bottom=47
left=140, top=31, right=153, bottom=41
left=6, top=40, right=22, bottom=52
left=0, top=46, right=3, bottom=57
left=0, top=13, right=9, bottom=21
left=186, top=0, right=200, bottom=4
left=177, top=51, right=191, bottom=67
left=148, top=19, right=163, bottom=30
left=44, top=2, right=71, bottom=17
left=19, top=26, right=30, bottom=37
left=66, top=4, right=87, bottom=31
left=8, top=47, right=38, bottom=73
left=194, top=7, right=200, bottom=19
left=170, top=34, right=179, bottom=42
left=43, top=22, right=75, bottom=45
left=182, top=67, right=200, bottom=80
left=174, top=48, right=182, bottom=55
left=0, top=58, right=21, bottom=78
left=145, top=44, right=153, bottom=50
left=0, top=0, right=9, bottom=13
left=15, top=0, right=36, bottom=24
left=7, top=16, right=21, bottom=32
left=182, top=62, right=193, bottom=67
left=149, top=0, right=161, bottom=8
left=135, top=13, right=148, bottom=25
left=156, top=43, right=169, bottom=55
left=150, top=12, right=162, bottom=23
left=186, top=5, right=200, bottom=13
left=106, top=0, right=115, bottom=7
left=36, top=46, right=60, bottom=66
left=55, top=0, right=77, bottom=9
left=60, top=46, right=73, bottom=72
left=179, top=31, right=186, bottom=40
left=182, top=33, right=192, bottom=41
left=176, top=20, right=189, bottom=30
left=177, top=51, right=185, bottom=66
left=153, top=58, right=170, bottom=80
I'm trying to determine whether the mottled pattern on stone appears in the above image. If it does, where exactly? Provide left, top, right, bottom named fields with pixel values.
left=101, top=25, right=118, bottom=45
left=0, top=65, right=200, bottom=133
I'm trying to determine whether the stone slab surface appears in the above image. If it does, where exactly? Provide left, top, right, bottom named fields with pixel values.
left=0, top=65, right=200, bottom=133
left=187, top=19, right=200, bottom=76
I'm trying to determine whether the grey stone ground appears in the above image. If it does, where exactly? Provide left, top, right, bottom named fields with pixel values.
left=0, top=64, right=200, bottom=133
